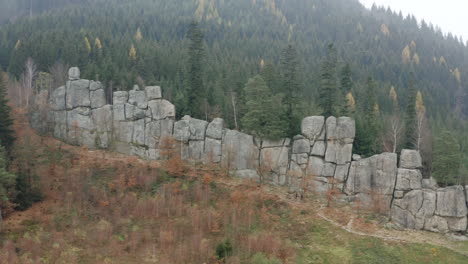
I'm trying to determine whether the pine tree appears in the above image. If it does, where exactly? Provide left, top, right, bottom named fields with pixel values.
left=0, top=73, right=15, bottom=150
left=319, top=43, right=338, bottom=117
left=404, top=76, right=417, bottom=149
left=186, top=21, right=205, bottom=119
left=241, top=75, right=286, bottom=139
left=280, top=44, right=300, bottom=136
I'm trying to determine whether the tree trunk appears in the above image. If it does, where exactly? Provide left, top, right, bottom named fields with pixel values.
left=231, top=92, right=238, bottom=130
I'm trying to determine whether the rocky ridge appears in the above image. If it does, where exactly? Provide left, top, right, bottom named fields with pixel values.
left=33, top=68, right=468, bottom=235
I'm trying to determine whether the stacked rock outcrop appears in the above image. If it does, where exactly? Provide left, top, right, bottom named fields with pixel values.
left=35, top=68, right=468, bottom=235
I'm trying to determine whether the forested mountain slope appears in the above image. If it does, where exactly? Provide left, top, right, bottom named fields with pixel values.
left=0, top=0, right=467, bottom=179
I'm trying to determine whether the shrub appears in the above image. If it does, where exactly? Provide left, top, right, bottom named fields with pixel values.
left=215, top=239, right=233, bottom=260
left=13, top=173, right=43, bottom=210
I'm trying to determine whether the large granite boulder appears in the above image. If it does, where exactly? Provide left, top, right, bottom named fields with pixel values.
left=260, top=145, right=289, bottom=184
left=391, top=189, right=436, bottom=230
left=189, top=141, right=205, bottom=160
left=326, top=117, right=355, bottom=143
left=206, top=118, right=224, bottom=139
left=91, top=105, right=113, bottom=148
left=66, top=80, right=91, bottom=109
left=301, top=116, right=325, bottom=140
left=204, top=138, right=222, bottom=163
left=145, top=86, right=162, bottom=100
left=221, top=129, right=259, bottom=170
left=89, top=81, right=102, bottom=91
left=144, top=120, right=160, bottom=149
left=174, top=118, right=191, bottom=143
left=345, top=152, right=397, bottom=210
left=133, top=119, right=146, bottom=145
left=435, top=186, right=467, bottom=218
left=400, top=149, right=422, bottom=169
left=50, top=86, right=66, bottom=111
left=325, top=141, right=353, bottom=165
left=129, top=88, right=147, bottom=109
left=292, top=137, right=310, bottom=154
left=148, top=99, right=175, bottom=120
left=395, top=168, right=422, bottom=191
left=307, top=156, right=325, bottom=177
left=189, top=118, right=208, bottom=141
left=113, top=91, right=129, bottom=105
left=68, top=67, right=80, bottom=80
left=311, top=141, right=326, bottom=157
left=90, top=89, right=106, bottom=109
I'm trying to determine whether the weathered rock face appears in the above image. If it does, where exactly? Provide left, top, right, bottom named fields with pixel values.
left=436, top=186, right=467, bottom=218
left=68, top=67, right=80, bottom=80
left=345, top=152, right=398, bottom=211
left=301, top=116, right=325, bottom=141
left=391, top=151, right=468, bottom=233
left=400, top=149, right=422, bottom=169
left=395, top=168, right=422, bottom=191
left=33, top=68, right=468, bottom=235
left=260, top=138, right=290, bottom=185
left=221, top=129, right=259, bottom=171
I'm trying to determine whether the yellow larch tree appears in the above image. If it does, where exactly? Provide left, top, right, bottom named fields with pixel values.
left=389, top=86, right=398, bottom=110
left=95, top=37, right=103, bottom=50
left=402, top=45, right=411, bottom=64
left=346, top=92, right=356, bottom=113
left=14, top=40, right=21, bottom=50
left=84, top=37, right=92, bottom=54
left=412, top=53, right=420, bottom=65
left=452, top=68, right=461, bottom=84
left=380, top=24, right=390, bottom=36
left=135, top=27, right=143, bottom=42
left=129, top=44, right=137, bottom=60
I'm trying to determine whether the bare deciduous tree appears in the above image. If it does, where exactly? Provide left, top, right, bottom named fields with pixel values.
left=382, top=115, right=404, bottom=153
left=414, top=110, right=427, bottom=151
left=22, top=58, right=38, bottom=108
left=230, top=91, right=239, bottom=130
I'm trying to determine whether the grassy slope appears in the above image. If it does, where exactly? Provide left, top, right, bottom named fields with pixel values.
left=0, top=111, right=467, bottom=263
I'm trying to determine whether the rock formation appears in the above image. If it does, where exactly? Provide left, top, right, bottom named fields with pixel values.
left=32, top=68, right=468, bottom=235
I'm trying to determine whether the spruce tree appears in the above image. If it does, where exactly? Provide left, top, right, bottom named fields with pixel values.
left=354, top=77, right=380, bottom=156
left=241, top=75, right=286, bottom=140
left=0, top=73, right=15, bottom=150
left=186, top=21, right=205, bottom=119
left=0, top=144, right=16, bottom=211
left=339, top=63, right=353, bottom=115
left=340, top=63, right=352, bottom=94
left=319, top=43, right=338, bottom=117
left=404, top=76, right=417, bottom=149
left=280, top=45, right=300, bottom=136
left=432, top=130, right=462, bottom=186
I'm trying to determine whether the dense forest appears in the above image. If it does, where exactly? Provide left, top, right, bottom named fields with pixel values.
left=0, top=0, right=467, bottom=185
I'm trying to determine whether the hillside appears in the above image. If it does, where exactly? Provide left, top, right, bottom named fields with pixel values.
left=1, top=110, right=468, bottom=263
left=1, top=0, right=467, bottom=117
left=1, top=0, right=467, bottom=169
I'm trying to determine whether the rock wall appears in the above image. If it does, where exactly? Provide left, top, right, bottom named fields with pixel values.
left=34, top=68, right=468, bottom=235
